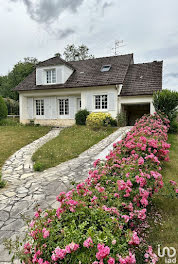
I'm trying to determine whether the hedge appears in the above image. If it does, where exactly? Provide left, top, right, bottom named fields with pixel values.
left=8, top=114, right=171, bottom=263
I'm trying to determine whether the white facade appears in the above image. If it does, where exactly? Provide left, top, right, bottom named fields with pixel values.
left=19, top=85, right=118, bottom=126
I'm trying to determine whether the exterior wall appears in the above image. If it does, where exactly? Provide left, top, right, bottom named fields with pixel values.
left=81, top=86, right=118, bottom=118
left=19, top=85, right=118, bottom=126
left=21, top=118, right=75, bottom=127
left=118, top=95, right=155, bottom=115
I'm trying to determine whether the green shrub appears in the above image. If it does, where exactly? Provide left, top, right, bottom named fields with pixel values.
left=0, top=118, right=20, bottom=126
left=153, top=89, right=178, bottom=121
left=0, top=96, right=8, bottom=120
left=117, top=112, right=126, bottom=127
left=75, top=109, right=90, bottom=125
left=33, top=162, right=44, bottom=171
left=153, top=90, right=178, bottom=133
left=169, top=119, right=178, bottom=134
left=86, top=112, right=116, bottom=129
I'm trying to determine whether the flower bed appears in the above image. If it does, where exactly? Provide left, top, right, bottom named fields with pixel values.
left=10, top=114, right=171, bottom=263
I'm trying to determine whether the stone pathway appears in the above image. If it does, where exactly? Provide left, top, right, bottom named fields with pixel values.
left=0, top=126, right=131, bottom=263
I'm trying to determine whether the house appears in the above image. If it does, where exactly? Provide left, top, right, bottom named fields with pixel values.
left=15, top=54, right=163, bottom=126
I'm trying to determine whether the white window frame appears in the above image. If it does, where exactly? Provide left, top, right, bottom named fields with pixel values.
left=94, top=94, right=108, bottom=110
left=35, top=99, right=44, bottom=117
left=45, top=69, right=56, bottom=84
left=58, top=98, right=69, bottom=117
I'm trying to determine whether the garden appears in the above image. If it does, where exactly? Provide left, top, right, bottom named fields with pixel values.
left=1, top=90, right=178, bottom=263
left=6, top=112, right=177, bottom=263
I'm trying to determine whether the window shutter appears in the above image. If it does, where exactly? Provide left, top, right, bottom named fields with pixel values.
left=86, top=94, right=93, bottom=111
left=51, top=97, right=57, bottom=119
left=56, top=67, right=62, bottom=83
left=27, top=98, right=34, bottom=119
left=69, top=97, right=75, bottom=119
left=36, top=68, right=43, bottom=85
left=108, top=92, right=116, bottom=111
left=44, top=97, right=51, bottom=119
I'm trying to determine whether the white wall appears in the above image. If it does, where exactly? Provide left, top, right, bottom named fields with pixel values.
left=81, top=86, right=118, bottom=118
left=36, top=65, right=73, bottom=85
left=19, top=85, right=118, bottom=125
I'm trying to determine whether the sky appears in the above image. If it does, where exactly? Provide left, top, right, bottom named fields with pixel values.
left=0, top=0, right=178, bottom=91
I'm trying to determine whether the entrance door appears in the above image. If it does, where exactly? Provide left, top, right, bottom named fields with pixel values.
left=77, top=98, right=81, bottom=112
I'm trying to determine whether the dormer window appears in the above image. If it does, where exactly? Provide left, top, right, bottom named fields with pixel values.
left=46, top=69, right=56, bottom=84
left=100, top=65, right=111, bottom=72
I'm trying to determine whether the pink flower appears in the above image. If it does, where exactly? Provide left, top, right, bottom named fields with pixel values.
left=54, top=247, right=66, bottom=260
left=93, top=159, right=100, bottom=168
left=170, top=180, right=177, bottom=186
left=34, top=211, right=40, bottom=218
left=42, top=228, right=50, bottom=238
left=24, top=242, right=31, bottom=254
left=112, top=239, right=116, bottom=245
left=129, top=231, right=140, bottom=245
left=96, top=244, right=110, bottom=260
left=140, top=197, right=148, bottom=207
left=91, top=196, right=98, bottom=202
left=83, top=237, right=93, bottom=248
left=138, top=157, right=144, bottom=165
left=69, top=242, right=79, bottom=251
left=108, top=257, right=115, bottom=264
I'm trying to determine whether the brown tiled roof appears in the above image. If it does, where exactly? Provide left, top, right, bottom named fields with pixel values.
left=36, top=56, right=75, bottom=70
left=14, top=54, right=133, bottom=91
left=121, top=61, right=163, bottom=96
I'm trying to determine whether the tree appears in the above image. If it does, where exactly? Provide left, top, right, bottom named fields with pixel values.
left=153, top=89, right=178, bottom=133
left=153, top=89, right=178, bottom=121
left=0, top=96, right=8, bottom=120
left=63, top=44, right=94, bottom=61
left=0, top=57, right=38, bottom=101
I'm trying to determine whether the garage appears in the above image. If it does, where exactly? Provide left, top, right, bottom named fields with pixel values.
left=121, top=103, right=150, bottom=126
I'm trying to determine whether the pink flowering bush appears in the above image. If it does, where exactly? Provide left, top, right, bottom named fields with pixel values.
left=7, top=114, right=171, bottom=263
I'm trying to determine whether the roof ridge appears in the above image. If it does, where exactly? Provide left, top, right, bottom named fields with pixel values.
left=132, top=60, right=163, bottom=66
left=69, top=53, right=134, bottom=63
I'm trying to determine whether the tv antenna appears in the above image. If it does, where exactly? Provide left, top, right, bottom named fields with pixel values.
left=111, top=40, right=126, bottom=55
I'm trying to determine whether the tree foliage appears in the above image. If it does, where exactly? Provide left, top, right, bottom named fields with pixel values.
left=153, top=89, right=178, bottom=121
left=0, top=96, right=8, bottom=120
left=0, top=57, right=38, bottom=100
left=153, top=89, right=178, bottom=133
left=63, top=44, right=94, bottom=61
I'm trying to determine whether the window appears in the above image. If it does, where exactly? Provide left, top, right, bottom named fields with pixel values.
left=95, top=95, right=107, bottom=109
left=46, top=69, right=56, bottom=84
left=35, top=99, right=44, bottom=116
left=100, top=65, right=111, bottom=72
left=59, top=99, right=69, bottom=115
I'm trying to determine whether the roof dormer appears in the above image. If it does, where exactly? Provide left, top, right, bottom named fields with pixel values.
left=36, top=56, right=74, bottom=86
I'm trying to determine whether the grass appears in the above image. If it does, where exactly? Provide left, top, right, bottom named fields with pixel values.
left=32, top=125, right=117, bottom=171
left=147, top=133, right=178, bottom=263
left=0, top=125, right=50, bottom=187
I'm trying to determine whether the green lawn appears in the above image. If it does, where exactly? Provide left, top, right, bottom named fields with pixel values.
left=0, top=125, right=50, bottom=187
left=147, top=134, right=178, bottom=263
left=32, top=125, right=117, bottom=171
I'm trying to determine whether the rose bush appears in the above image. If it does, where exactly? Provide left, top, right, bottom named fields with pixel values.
left=8, top=114, right=171, bottom=263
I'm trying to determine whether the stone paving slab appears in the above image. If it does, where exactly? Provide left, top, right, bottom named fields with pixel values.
left=0, top=126, right=131, bottom=263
